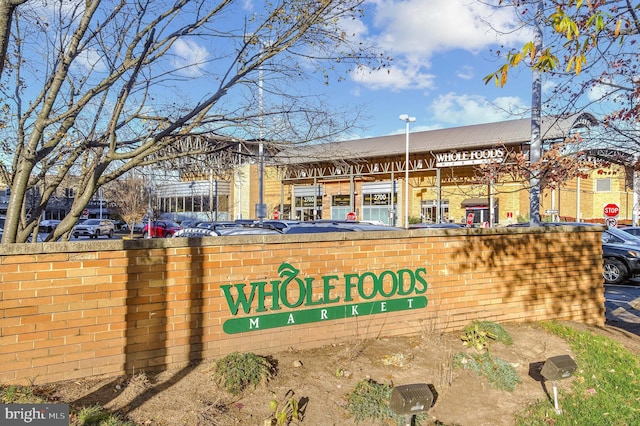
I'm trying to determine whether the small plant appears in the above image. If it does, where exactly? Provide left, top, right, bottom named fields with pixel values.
left=345, top=379, right=428, bottom=425
left=74, top=405, right=137, bottom=426
left=461, top=323, right=496, bottom=350
left=461, top=321, right=513, bottom=350
left=213, top=351, right=274, bottom=395
left=265, top=390, right=300, bottom=426
left=453, top=352, right=521, bottom=391
left=0, top=385, right=48, bottom=404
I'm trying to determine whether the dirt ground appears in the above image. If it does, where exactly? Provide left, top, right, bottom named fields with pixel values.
left=39, top=320, right=640, bottom=426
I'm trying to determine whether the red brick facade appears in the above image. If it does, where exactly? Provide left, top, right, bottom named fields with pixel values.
left=0, top=227, right=605, bottom=385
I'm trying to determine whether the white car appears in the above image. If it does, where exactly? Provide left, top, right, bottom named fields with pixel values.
left=73, top=219, right=115, bottom=239
left=39, top=219, right=61, bottom=233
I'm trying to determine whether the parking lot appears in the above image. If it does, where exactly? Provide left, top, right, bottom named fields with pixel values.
left=605, top=282, right=640, bottom=335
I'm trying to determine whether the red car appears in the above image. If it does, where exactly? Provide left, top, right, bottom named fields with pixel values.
left=142, top=220, right=182, bottom=238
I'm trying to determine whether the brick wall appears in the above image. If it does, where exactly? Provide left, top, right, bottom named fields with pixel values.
left=0, top=227, right=605, bottom=385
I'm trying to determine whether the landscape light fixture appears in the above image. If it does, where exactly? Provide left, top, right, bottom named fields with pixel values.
left=540, top=355, right=577, bottom=414
left=399, top=114, right=416, bottom=229
left=390, top=383, right=434, bottom=426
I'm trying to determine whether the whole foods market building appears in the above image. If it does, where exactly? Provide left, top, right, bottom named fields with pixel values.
left=270, top=113, right=636, bottom=227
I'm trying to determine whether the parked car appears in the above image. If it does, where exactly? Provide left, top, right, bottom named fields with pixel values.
left=602, top=242, right=640, bottom=284
left=179, top=220, right=200, bottom=229
left=73, top=218, right=115, bottom=239
left=307, top=220, right=402, bottom=232
left=508, top=222, right=640, bottom=284
left=196, top=221, right=243, bottom=231
left=39, top=219, right=61, bottom=233
left=142, top=220, right=182, bottom=238
left=620, top=226, right=640, bottom=238
left=27, top=233, right=49, bottom=242
left=111, top=220, right=126, bottom=231
left=122, top=222, right=145, bottom=233
left=600, top=226, right=640, bottom=284
left=257, top=220, right=302, bottom=231
left=216, top=227, right=282, bottom=236
left=171, top=222, right=242, bottom=238
left=173, top=227, right=218, bottom=238
left=282, top=224, right=357, bottom=234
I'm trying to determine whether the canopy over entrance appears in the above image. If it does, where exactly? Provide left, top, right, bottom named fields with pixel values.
left=461, top=197, right=497, bottom=207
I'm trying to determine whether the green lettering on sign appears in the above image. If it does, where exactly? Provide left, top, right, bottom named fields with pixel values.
left=222, top=296, right=427, bottom=334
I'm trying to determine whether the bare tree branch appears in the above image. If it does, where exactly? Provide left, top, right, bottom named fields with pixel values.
left=0, top=0, right=387, bottom=243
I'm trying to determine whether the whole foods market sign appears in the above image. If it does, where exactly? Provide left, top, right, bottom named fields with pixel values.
left=436, top=148, right=505, bottom=167
left=221, top=263, right=428, bottom=334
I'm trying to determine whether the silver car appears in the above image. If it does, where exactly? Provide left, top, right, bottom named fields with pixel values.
left=73, top=219, right=115, bottom=239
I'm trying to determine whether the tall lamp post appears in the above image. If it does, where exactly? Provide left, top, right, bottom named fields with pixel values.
left=399, top=114, right=416, bottom=229
left=256, top=61, right=266, bottom=221
left=255, top=37, right=268, bottom=222
left=244, top=33, right=268, bottom=221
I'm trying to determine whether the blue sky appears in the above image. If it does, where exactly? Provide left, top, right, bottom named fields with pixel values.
left=18, top=0, right=538, bottom=142
left=158, top=0, right=537, bottom=140
left=331, top=0, right=534, bottom=137
left=16, top=0, right=631, bottom=147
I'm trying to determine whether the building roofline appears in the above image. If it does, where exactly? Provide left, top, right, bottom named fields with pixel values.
left=276, top=113, right=599, bottom=165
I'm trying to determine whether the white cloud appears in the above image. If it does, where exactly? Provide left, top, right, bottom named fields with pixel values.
left=351, top=63, right=435, bottom=91
left=542, top=80, right=556, bottom=95
left=456, top=65, right=474, bottom=80
left=370, top=0, right=529, bottom=57
left=31, top=0, right=85, bottom=19
left=75, top=48, right=107, bottom=73
left=171, top=39, right=210, bottom=77
left=429, top=92, right=527, bottom=125
left=242, top=0, right=254, bottom=11
left=351, top=0, right=531, bottom=91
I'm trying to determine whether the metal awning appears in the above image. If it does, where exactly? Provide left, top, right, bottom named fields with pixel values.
left=461, top=197, right=495, bottom=207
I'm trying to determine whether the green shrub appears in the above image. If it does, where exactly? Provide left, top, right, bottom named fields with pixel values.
left=345, top=379, right=428, bottom=425
left=461, top=321, right=513, bottom=350
left=453, top=352, right=521, bottom=391
left=408, top=216, right=423, bottom=225
left=213, top=352, right=274, bottom=395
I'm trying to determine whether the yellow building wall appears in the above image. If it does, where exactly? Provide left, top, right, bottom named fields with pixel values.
left=261, top=163, right=634, bottom=226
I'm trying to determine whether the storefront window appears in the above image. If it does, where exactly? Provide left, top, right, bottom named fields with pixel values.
left=362, top=192, right=395, bottom=225
left=294, top=195, right=322, bottom=221
left=331, top=194, right=351, bottom=220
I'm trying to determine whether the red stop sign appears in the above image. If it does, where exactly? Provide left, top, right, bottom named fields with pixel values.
left=273, top=210, right=280, bottom=219
left=604, top=203, right=620, bottom=217
left=346, top=211, right=357, bottom=220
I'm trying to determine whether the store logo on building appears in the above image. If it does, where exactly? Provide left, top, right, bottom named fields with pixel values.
left=436, top=148, right=505, bottom=167
left=221, top=263, right=428, bottom=334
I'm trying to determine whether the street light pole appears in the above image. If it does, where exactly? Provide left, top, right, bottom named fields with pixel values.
left=256, top=39, right=267, bottom=222
left=257, top=61, right=265, bottom=221
left=400, top=114, right=416, bottom=229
